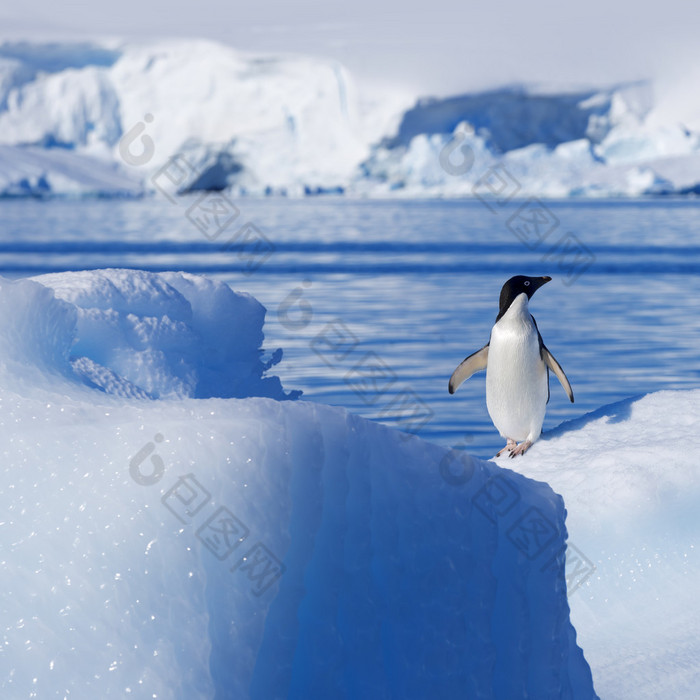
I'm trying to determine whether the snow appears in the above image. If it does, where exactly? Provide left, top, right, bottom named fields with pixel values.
left=0, top=145, right=142, bottom=198
left=496, top=390, right=700, bottom=699
left=1, top=39, right=699, bottom=198
left=29, top=269, right=294, bottom=401
left=0, top=268, right=599, bottom=698
left=357, top=83, right=700, bottom=198
left=0, top=39, right=412, bottom=198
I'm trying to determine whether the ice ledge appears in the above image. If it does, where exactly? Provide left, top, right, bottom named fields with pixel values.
left=0, top=386, right=598, bottom=698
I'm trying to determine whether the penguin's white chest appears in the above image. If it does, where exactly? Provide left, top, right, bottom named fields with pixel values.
left=485, top=295, right=549, bottom=442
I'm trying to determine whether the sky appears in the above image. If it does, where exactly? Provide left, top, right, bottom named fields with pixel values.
left=1, top=0, right=699, bottom=97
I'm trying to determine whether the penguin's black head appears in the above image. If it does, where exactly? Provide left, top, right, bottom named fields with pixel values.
left=496, top=275, right=551, bottom=321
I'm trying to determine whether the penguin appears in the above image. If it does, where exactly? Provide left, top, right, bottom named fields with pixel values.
left=448, top=275, right=574, bottom=457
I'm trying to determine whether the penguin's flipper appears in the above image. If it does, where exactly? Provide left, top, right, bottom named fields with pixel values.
left=448, top=344, right=489, bottom=394
left=542, top=347, right=574, bottom=403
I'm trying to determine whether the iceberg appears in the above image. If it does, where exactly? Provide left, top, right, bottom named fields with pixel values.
left=1, top=39, right=699, bottom=198
left=0, top=144, right=142, bottom=198
left=0, top=269, right=598, bottom=698
left=357, top=83, right=700, bottom=197
left=0, top=39, right=411, bottom=198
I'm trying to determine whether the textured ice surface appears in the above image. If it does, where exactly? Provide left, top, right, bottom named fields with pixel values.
left=31, top=269, right=294, bottom=400
left=0, top=269, right=598, bottom=699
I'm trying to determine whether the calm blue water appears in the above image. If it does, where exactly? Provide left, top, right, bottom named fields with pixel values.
left=1, top=196, right=699, bottom=458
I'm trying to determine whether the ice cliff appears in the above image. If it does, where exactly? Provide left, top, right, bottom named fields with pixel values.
left=0, top=39, right=698, bottom=198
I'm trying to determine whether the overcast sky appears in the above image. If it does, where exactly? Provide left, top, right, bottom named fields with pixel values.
left=2, top=0, right=699, bottom=97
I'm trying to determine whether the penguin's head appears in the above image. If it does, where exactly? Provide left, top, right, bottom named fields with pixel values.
left=497, top=275, right=551, bottom=320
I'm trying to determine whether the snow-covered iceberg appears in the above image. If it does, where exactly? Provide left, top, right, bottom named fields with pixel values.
left=0, top=39, right=409, bottom=198
left=358, top=83, right=700, bottom=197
left=0, top=269, right=598, bottom=698
left=1, top=39, right=699, bottom=198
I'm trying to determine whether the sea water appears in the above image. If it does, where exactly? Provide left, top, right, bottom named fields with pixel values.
left=1, top=196, right=698, bottom=458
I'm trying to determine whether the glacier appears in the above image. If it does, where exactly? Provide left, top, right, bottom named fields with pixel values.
left=0, top=39, right=699, bottom=198
left=0, top=39, right=410, bottom=198
left=0, top=268, right=602, bottom=699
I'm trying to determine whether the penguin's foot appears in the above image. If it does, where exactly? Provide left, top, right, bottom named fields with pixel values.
left=508, top=440, right=533, bottom=458
left=495, top=439, right=517, bottom=457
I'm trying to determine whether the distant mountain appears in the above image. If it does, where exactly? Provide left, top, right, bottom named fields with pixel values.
left=0, top=39, right=698, bottom=198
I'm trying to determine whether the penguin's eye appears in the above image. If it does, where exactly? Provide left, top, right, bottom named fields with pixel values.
left=524, top=281, right=530, bottom=286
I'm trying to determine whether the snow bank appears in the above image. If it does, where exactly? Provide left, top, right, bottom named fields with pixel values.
left=0, top=269, right=597, bottom=698
left=0, top=270, right=293, bottom=400
left=496, top=390, right=700, bottom=699
left=1, top=40, right=699, bottom=198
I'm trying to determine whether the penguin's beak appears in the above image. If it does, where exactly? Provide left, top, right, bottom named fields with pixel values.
left=530, top=276, right=552, bottom=295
